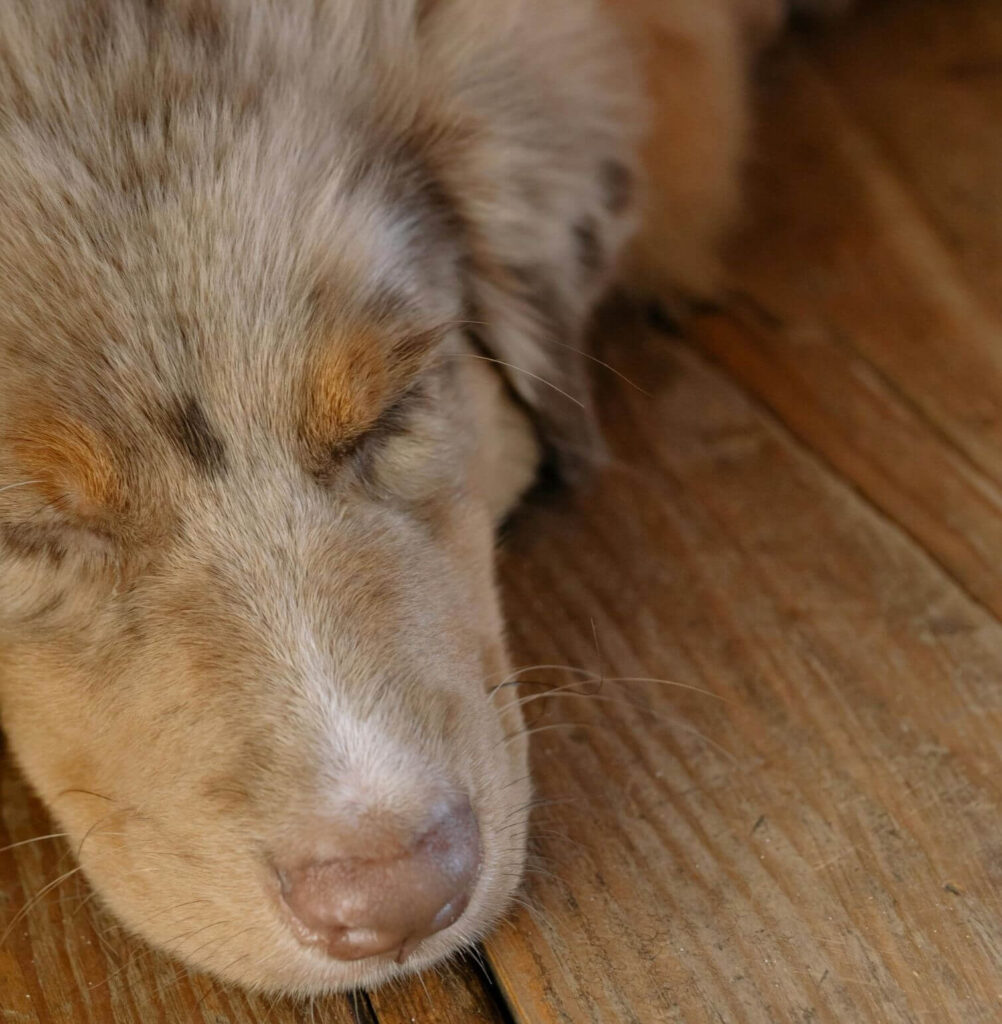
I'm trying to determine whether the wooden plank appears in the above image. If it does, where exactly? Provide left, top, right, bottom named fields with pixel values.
left=804, top=0, right=1002, bottom=315
left=367, top=955, right=511, bottom=1024
left=690, top=5, right=1002, bottom=614
left=691, top=304, right=1002, bottom=619
left=484, top=305, right=1002, bottom=1023
left=717, top=18, right=1002, bottom=494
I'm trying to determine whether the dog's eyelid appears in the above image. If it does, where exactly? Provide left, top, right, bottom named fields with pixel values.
left=359, top=378, right=428, bottom=448
left=310, top=377, right=429, bottom=485
left=390, top=324, right=449, bottom=366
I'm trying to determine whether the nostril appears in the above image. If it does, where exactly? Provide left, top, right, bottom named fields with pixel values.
left=273, top=795, right=481, bottom=962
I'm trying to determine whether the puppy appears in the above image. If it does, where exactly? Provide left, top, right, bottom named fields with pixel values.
left=0, top=0, right=826, bottom=997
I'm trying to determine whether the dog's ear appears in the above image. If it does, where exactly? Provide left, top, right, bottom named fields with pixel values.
left=408, top=0, right=641, bottom=483
left=460, top=260, right=605, bottom=486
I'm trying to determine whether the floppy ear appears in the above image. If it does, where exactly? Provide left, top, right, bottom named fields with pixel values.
left=411, top=1, right=641, bottom=483
left=459, top=259, right=607, bottom=486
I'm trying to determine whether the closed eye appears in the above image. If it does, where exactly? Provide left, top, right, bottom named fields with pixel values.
left=310, top=379, right=430, bottom=486
left=354, top=382, right=427, bottom=455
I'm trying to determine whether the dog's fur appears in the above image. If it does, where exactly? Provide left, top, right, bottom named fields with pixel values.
left=0, top=0, right=833, bottom=997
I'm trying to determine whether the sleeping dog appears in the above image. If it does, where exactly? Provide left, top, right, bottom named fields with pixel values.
left=0, top=0, right=835, bottom=996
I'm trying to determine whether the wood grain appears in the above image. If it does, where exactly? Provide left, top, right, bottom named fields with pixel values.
left=481, top=3, right=1002, bottom=1016
left=483, top=304, right=1002, bottom=1023
left=694, top=3, right=1002, bottom=627
left=367, top=957, right=511, bottom=1024
left=4, top=2, right=1002, bottom=1022
left=722, top=5, right=1002, bottom=495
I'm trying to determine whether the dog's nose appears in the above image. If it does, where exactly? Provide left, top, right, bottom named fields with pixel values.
left=274, top=795, right=480, bottom=962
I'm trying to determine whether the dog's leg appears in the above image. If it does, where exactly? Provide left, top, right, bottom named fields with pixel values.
left=611, top=0, right=850, bottom=305
left=608, top=0, right=765, bottom=303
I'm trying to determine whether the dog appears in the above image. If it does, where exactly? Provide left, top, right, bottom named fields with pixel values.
left=0, top=0, right=839, bottom=997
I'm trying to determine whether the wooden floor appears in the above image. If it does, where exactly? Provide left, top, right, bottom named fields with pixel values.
left=4, top=1, right=1002, bottom=1020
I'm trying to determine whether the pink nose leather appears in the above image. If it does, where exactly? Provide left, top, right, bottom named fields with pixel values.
left=274, top=796, right=480, bottom=962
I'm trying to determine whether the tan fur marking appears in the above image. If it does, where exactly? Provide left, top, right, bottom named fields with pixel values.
left=300, top=330, right=392, bottom=458
left=299, top=319, right=441, bottom=468
left=10, top=416, right=123, bottom=522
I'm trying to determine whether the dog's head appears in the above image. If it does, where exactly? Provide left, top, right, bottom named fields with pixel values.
left=0, top=0, right=636, bottom=994
left=0, top=209, right=540, bottom=993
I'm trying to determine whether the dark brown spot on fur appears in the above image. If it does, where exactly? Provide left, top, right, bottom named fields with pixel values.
left=505, top=265, right=571, bottom=341
left=166, top=396, right=226, bottom=475
left=77, top=6, right=116, bottom=67
left=178, top=0, right=226, bottom=51
left=599, top=159, right=633, bottom=215
left=0, top=523, right=67, bottom=566
left=406, top=158, right=466, bottom=240
left=573, top=217, right=604, bottom=276
left=141, top=0, right=225, bottom=43
left=415, top=0, right=443, bottom=25
left=342, top=124, right=468, bottom=254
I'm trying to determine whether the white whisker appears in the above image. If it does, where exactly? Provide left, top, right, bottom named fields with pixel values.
left=0, top=479, right=42, bottom=495
left=462, top=353, right=585, bottom=408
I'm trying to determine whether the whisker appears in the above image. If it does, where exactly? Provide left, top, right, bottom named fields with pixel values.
left=606, top=675, right=732, bottom=702
left=89, top=918, right=229, bottom=991
left=0, top=864, right=84, bottom=945
left=89, top=909, right=126, bottom=964
left=0, top=479, right=42, bottom=495
left=461, top=354, right=585, bottom=408
left=485, top=662, right=584, bottom=684
left=495, top=771, right=534, bottom=793
left=136, top=897, right=212, bottom=929
left=187, top=923, right=259, bottom=961
left=518, top=691, right=689, bottom=723
left=504, top=721, right=600, bottom=743
left=68, top=887, right=100, bottom=921
left=528, top=829, right=586, bottom=850
left=507, top=707, right=737, bottom=765
left=416, top=967, right=433, bottom=1004
left=0, top=832, right=70, bottom=856
left=542, top=336, right=651, bottom=395
left=508, top=671, right=728, bottom=706
left=505, top=893, right=544, bottom=919
left=668, top=721, right=739, bottom=766
left=55, top=788, right=117, bottom=804
left=505, top=797, right=580, bottom=822
left=506, top=677, right=601, bottom=708
left=76, top=810, right=129, bottom=859
left=492, top=796, right=553, bottom=827
left=520, top=864, right=565, bottom=886
left=193, top=970, right=227, bottom=1012
left=486, top=663, right=596, bottom=698
left=466, top=945, right=488, bottom=975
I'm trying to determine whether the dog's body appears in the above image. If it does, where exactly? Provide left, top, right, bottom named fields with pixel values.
left=0, top=0, right=829, bottom=997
